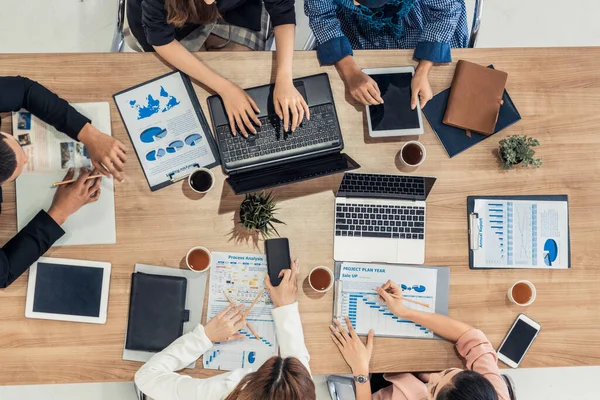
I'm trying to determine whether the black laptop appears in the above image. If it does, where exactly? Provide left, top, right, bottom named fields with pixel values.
left=207, top=73, right=359, bottom=194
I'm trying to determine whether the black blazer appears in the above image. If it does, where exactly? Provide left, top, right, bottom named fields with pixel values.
left=128, top=0, right=296, bottom=52
left=0, top=76, right=89, bottom=288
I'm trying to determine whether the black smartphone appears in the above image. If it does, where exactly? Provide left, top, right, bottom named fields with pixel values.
left=265, top=238, right=291, bottom=286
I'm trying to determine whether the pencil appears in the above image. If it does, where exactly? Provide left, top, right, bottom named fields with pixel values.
left=52, top=175, right=103, bottom=187
left=375, top=288, right=431, bottom=308
left=223, top=290, right=261, bottom=340
left=243, top=289, right=265, bottom=318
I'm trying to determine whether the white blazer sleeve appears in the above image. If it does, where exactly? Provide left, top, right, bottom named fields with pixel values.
left=271, top=302, right=312, bottom=374
left=134, top=324, right=250, bottom=400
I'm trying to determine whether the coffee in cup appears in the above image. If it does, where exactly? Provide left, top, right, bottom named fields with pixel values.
left=508, top=280, right=536, bottom=306
left=186, top=246, right=212, bottom=273
left=188, top=168, right=215, bottom=193
left=308, top=266, right=334, bottom=293
left=399, top=141, right=426, bottom=167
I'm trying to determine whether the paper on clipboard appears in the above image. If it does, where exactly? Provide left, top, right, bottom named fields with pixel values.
left=471, top=199, right=569, bottom=269
left=113, top=72, right=219, bottom=191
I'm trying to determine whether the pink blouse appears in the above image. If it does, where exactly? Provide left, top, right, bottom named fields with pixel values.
left=372, top=329, right=510, bottom=400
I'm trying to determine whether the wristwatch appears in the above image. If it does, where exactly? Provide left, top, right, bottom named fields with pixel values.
left=353, top=374, right=371, bottom=384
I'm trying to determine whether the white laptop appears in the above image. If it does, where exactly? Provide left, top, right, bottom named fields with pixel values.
left=333, top=172, right=436, bottom=264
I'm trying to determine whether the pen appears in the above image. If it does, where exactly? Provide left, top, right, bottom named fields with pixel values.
left=52, top=175, right=103, bottom=187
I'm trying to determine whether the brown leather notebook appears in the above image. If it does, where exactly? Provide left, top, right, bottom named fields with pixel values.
left=443, top=60, right=508, bottom=135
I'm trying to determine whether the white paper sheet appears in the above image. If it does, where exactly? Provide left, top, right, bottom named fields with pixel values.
left=15, top=102, right=116, bottom=246
left=203, top=252, right=278, bottom=371
left=113, top=72, right=216, bottom=189
left=472, top=199, right=569, bottom=269
left=335, top=263, right=438, bottom=338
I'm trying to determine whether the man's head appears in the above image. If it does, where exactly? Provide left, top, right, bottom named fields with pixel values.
left=0, top=132, right=28, bottom=184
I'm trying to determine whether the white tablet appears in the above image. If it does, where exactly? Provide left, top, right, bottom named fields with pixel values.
left=25, top=257, right=111, bottom=324
left=364, top=67, right=424, bottom=137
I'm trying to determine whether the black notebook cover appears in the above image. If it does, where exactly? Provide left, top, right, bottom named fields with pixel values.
left=125, top=272, right=190, bottom=352
left=423, top=66, right=522, bottom=158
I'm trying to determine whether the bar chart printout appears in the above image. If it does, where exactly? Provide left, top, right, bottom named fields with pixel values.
left=472, top=199, right=569, bottom=269
left=335, top=263, right=438, bottom=338
left=203, top=252, right=278, bottom=371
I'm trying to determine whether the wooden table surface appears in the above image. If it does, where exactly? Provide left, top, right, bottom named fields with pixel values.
left=1, top=48, right=600, bottom=386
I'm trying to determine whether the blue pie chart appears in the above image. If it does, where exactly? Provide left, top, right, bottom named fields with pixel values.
left=146, top=148, right=166, bottom=161
left=185, top=133, right=203, bottom=146
left=166, top=140, right=184, bottom=153
left=140, top=127, right=167, bottom=143
left=543, top=239, right=558, bottom=266
left=248, top=351, right=256, bottom=364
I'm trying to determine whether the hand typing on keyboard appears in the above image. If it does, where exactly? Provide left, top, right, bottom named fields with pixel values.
left=273, top=78, right=311, bottom=133
left=219, top=82, right=262, bottom=137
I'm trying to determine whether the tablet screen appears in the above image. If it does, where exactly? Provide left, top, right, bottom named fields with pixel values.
left=33, top=262, right=104, bottom=317
left=368, top=73, right=420, bottom=131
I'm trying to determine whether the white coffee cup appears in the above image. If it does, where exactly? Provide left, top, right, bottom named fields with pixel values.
left=188, top=168, right=215, bottom=194
left=308, top=266, right=334, bottom=293
left=185, top=246, right=212, bottom=273
left=507, top=280, right=537, bottom=306
left=399, top=141, right=427, bottom=167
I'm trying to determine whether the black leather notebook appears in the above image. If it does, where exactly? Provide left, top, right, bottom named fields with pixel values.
left=125, top=272, right=190, bottom=352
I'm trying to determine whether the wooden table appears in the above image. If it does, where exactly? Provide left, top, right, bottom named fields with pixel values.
left=1, top=48, right=600, bottom=386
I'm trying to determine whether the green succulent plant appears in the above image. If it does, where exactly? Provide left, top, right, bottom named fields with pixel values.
left=499, top=135, right=542, bottom=170
left=239, top=191, right=284, bottom=238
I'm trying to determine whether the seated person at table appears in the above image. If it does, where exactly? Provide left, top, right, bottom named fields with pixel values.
left=0, top=76, right=127, bottom=289
left=128, top=0, right=309, bottom=135
left=304, top=0, right=468, bottom=108
left=135, top=260, right=316, bottom=400
left=331, top=280, right=514, bottom=400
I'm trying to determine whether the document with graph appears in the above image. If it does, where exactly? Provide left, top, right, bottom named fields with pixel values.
left=470, top=197, right=570, bottom=269
left=334, top=262, right=449, bottom=339
left=203, top=252, right=278, bottom=371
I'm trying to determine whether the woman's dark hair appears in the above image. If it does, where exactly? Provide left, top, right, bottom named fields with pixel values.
left=436, top=370, right=502, bottom=400
left=0, top=136, right=17, bottom=184
left=164, top=0, right=219, bottom=27
left=224, top=356, right=316, bottom=400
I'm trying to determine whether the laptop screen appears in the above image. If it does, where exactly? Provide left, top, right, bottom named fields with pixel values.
left=337, top=173, right=436, bottom=201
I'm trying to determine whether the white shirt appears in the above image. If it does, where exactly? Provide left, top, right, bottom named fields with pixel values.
left=135, top=302, right=311, bottom=400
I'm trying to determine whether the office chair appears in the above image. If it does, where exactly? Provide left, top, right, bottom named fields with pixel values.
left=302, top=0, right=484, bottom=50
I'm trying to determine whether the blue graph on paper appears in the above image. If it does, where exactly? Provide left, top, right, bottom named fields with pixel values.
left=128, top=86, right=181, bottom=120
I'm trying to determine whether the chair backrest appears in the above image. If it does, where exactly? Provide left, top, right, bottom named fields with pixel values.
left=502, top=374, right=517, bottom=400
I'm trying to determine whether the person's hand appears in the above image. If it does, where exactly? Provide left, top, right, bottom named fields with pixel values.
left=264, top=258, right=299, bottom=308
left=78, top=123, right=127, bottom=182
left=345, top=69, right=384, bottom=106
left=273, top=77, right=310, bottom=133
left=411, top=66, right=433, bottom=110
left=330, top=317, right=374, bottom=376
left=204, top=302, right=247, bottom=343
left=219, top=82, right=261, bottom=137
left=47, top=168, right=102, bottom=225
left=376, top=280, right=411, bottom=318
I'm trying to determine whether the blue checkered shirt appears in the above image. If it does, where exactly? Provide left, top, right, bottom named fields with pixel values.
left=305, top=0, right=469, bottom=65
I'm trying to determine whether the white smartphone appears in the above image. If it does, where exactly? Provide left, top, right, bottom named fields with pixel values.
left=497, top=313, right=541, bottom=368
left=363, top=66, right=424, bottom=138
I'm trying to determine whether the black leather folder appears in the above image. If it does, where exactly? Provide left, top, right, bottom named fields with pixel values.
left=125, top=272, right=190, bottom=352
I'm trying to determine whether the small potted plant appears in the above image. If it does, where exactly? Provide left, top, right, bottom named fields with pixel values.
left=498, top=135, right=542, bottom=169
left=239, top=191, right=284, bottom=238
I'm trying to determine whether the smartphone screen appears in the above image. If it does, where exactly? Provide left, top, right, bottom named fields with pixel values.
left=498, top=318, right=540, bottom=364
left=265, top=238, right=290, bottom=286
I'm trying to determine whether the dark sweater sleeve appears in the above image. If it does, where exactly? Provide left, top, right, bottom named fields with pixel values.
left=0, top=76, right=90, bottom=140
left=0, top=211, right=65, bottom=289
left=141, top=0, right=177, bottom=47
left=264, top=0, right=296, bottom=27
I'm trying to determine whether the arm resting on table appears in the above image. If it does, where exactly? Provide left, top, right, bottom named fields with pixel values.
left=272, top=302, right=311, bottom=373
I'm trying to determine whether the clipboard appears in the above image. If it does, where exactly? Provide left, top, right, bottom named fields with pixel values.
left=333, top=261, right=450, bottom=340
left=113, top=71, right=220, bottom=191
left=467, top=195, right=571, bottom=269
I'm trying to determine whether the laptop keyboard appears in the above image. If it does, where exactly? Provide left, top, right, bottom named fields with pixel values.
left=339, top=173, right=426, bottom=197
left=335, top=204, right=425, bottom=240
left=216, top=104, right=341, bottom=165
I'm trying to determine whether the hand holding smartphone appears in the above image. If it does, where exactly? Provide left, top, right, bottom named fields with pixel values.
left=265, top=238, right=291, bottom=286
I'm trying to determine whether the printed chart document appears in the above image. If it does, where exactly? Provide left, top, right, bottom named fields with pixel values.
left=335, top=263, right=448, bottom=339
left=204, top=252, right=278, bottom=371
left=113, top=71, right=219, bottom=191
left=14, top=102, right=116, bottom=246
left=472, top=199, right=569, bottom=269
